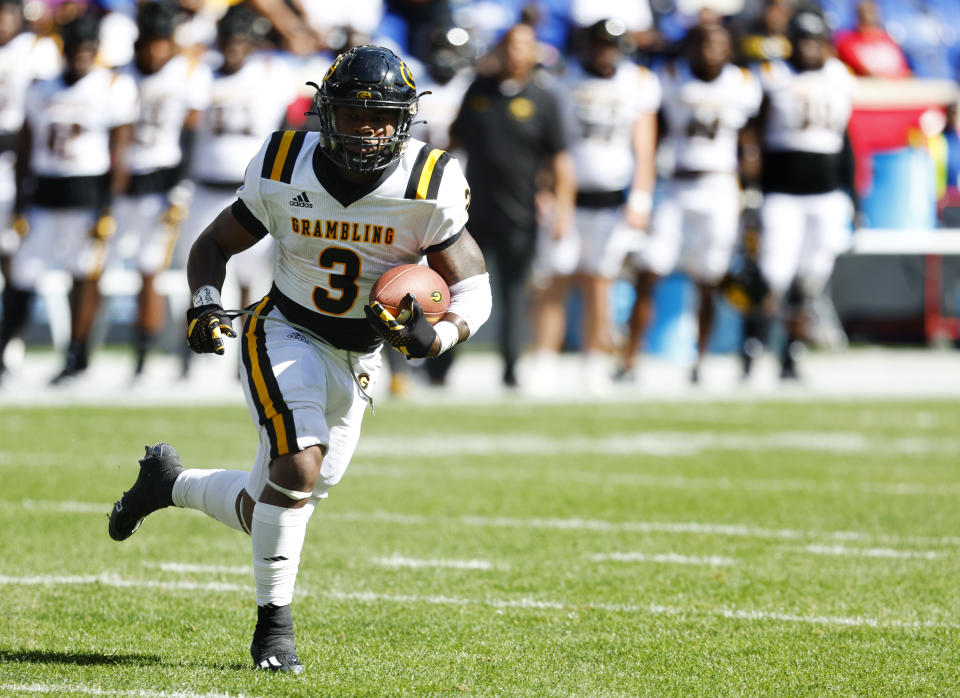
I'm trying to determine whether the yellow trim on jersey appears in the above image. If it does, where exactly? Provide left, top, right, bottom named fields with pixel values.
left=415, top=148, right=445, bottom=200
left=269, top=131, right=297, bottom=181
left=245, top=297, right=290, bottom=455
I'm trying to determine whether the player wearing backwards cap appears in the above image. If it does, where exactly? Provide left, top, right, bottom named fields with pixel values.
left=114, top=1, right=212, bottom=379
left=0, top=12, right=137, bottom=385
left=749, top=10, right=855, bottom=380
left=107, top=46, right=491, bottom=673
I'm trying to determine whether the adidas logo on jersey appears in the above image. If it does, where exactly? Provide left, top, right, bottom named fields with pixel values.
left=289, top=192, right=312, bottom=208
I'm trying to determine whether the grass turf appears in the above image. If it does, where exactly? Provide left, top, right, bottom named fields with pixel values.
left=1, top=399, right=959, bottom=696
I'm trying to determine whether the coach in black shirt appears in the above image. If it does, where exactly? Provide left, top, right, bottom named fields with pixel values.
left=443, top=22, right=575, bottom=388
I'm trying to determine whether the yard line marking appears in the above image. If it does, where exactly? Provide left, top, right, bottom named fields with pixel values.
left=0, top=573, right=951, bottom=629
left=370, top=555, right=503, bottom=570
left=15, top=499, right=960, bottom=548
left=21, top=499, right=108, bottom=514
left=587, top=552, right=736, bottom=566
left=800, top=544, right=945, bottom=560
left=144, top=562, right=251, bottom=575
left=0, top=573, right=247, bottom=593
left=350, top=465, right=960, bottom=498
left=0, top=683, right=246, bottom=697
left=356, top=432, right=960, bottom=458
left=325, top=590, right=954, bottom=629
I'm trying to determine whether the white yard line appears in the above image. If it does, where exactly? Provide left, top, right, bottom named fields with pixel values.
left=1, top=572, right=952, bottom=630
left=587, top=552, right=736, bottom=566
left=800, top=544, right=946, bottom=560
left=0, top=573, right=247, bottom=593
left=143, top=562, right=251, bottom=575
left=0, top=683, right=245, bottom=698
left=370, top=555, right=503, bottom=570
left=16, top=499, right=960, bottom=547
left=356, top=432, right=960, bottom=458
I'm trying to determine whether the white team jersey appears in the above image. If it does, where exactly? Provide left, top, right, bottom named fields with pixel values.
left=759, top=58, right=854, bottom=154
left=25, top=68, right=138, bottom=177
left=410, top=69, right=473, bottom=149
left=659, top=61, right=762, bottom=174
left=563, top=60, right=660, bottom=191
left=0, top=33, right=60, bottom=134
left=190, top=53, right=295, bottom=184
left=238, top=132, right=469, bottom=325
left=122, top=55, right=212, bottom=174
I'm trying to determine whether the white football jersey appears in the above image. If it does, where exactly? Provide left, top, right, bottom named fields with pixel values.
left=190, top=53, right=295, bottom=184
left=759, top=58, right=854, bottom=154
left=659, top=61, right=762, bottom=174
left=122, top=54, right=212, bottom=174
left=25, top=68, right=138, bottom=177
left=563, top=60, right=660, bottom=191
left=237, top=131, right=470, bottom=326
left=0, top=33, right=61, bottom=134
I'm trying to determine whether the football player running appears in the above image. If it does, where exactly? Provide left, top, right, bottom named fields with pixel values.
left=0, top=13, right=137, bottom=385
left=114, top=1, right=212, bottom=379
left=617, top=22, right=761, bottom=384
left=532, top=18, right=658, bottom=391
left=108, top=46, right=491, bottom=674
left=752, top=10, right=854, bottom=380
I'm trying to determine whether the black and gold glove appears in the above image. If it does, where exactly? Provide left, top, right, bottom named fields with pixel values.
left=186, top=304, right=236, bottom=355
left=364, top=293, right=437, bottom=359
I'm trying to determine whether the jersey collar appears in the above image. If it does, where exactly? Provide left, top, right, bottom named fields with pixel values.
left=312, top=144, right=400, bottom=207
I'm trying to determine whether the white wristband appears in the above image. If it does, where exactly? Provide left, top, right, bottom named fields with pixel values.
left=627, top=189, right=653, bottom=214
left=434, top=320, right=459, bottom=354
left=192, top=285, right=222, bottom=308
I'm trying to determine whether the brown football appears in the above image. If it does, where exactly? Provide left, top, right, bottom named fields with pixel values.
left=369, top=264, right=450, bottom=324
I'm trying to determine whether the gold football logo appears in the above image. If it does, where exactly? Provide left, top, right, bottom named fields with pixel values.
left=430, top=290, right=443, bottom=303
left=357, top=90, right=372, bottom=99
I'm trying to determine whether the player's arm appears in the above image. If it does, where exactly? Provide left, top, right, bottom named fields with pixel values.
left=12, top=121, right=32, bottom=234
left=549, top=150, right=576, bottom=240
left=626, top=111, right=658, bottom=230
left=366, top=229, right=492, bottom=359
left=108, top=123, right=133, bottom=201
left=185, top=206, right=261, bottom=354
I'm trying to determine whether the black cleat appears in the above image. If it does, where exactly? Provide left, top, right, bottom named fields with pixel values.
left=108, top=443, right=183, bottom=541
left=251, top=604, right=304, bottom=674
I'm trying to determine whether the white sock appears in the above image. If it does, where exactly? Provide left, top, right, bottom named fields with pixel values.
left=171, top=470, right=248, bottom=532
left=251, top=501, right=315, bottom=607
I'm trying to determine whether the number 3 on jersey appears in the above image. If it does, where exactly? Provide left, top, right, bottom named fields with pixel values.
left=312, top=247, right=361, bottom=315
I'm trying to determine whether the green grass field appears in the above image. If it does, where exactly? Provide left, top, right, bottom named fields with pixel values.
left=2, top=399, right=960, bottom=696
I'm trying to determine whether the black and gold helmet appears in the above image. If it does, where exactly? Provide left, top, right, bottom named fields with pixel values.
left=310, top=45, right=419, bottom=173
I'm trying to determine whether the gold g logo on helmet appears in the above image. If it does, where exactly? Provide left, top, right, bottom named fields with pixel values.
left=356, top=90, right=372, bottom=99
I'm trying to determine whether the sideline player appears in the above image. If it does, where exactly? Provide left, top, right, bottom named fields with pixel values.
left=532, top=18, right=658, bottom=390
left=618, top=22, right=761, bottom=384
left=0, top=0, right=60, bottom=283
left=114, top=1, right=212, bottom=378
left=176, top=4, right=295, bottom=377
left=0, top=13, right=137, bottom=384
left=752, top=10, right=854, bottom=380
left=107, top=46, right=491, bottom=673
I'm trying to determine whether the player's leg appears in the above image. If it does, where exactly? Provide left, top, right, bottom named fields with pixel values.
left=618, top=183, right=681, bottom=379
left=782, top=191, right=850, bottom=379
left=0, top=207, right=57, bottom=377
left=52, top=208, right=108, bottom=383
left=758, top=193, right=806, bottom=379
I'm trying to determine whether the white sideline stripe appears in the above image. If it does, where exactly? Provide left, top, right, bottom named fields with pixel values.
left=329, top=510, right=960, bottom=548
left=0, top=573, right=247, bottom=593
left=352, top=465, right=960, bottom=498
left=326, top=590, right=953, bottom=629
left=0, top=573, right=950, bottom=629
left=145, top=562, right=251, bottom=575
left=0, top=683, right=244, bottom=698
left=801, top=544, right=945, bottom=560
left=588, top=552, right=736, bottom=566
left=357, top=431, right=960, bottom=457
left=370, top=555, right=502, bottom=570
left=17, top=499, right=960, bottom=548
